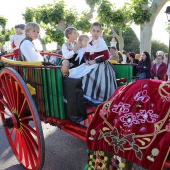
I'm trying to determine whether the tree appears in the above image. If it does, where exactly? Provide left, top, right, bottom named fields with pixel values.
left=151, top=40, right=168, bottom=58
left=127, top=0, right=168, bottom=54
left=97, top=0, right=168, bottom=54
left=104, top=27, right=140, bottom=53
left=0, top=16, right=14, bottom=47
left=123, top=27, right=140, bottom=53
left=97, top=0, right=128, bottom=51
left=0, top=16, right=7, bottom=32
left=22, top=0, right=99, bottom=49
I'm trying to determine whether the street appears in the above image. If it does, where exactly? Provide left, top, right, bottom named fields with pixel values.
left=0, top=120, right=87, bottom=170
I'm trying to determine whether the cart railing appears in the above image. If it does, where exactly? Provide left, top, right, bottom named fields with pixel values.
left=1, top=57, right=66, bottom=120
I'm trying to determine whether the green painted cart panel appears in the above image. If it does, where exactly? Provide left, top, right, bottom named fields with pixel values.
left=112, top=64, right=133, bottom=86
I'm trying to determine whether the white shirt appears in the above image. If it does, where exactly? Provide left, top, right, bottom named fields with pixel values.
left=62, top=42, right=75, bottom=59
left=10, top=33, right=25, bottom=50
left=121, top=54, right=127, bottom=64
left=20, top=40, right=43, bottom=62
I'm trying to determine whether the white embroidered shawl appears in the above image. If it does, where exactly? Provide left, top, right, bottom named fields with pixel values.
left=86, top=37, right=108, bottom=55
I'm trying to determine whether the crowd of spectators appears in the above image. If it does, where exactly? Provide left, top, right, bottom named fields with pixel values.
left=108, top=47, right=168, bottom=81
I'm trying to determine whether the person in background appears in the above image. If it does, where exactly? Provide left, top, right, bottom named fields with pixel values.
left=150, top=55, right=167, bottom=80
left=19, top=22, right=43, bottom=62
left=150, top=54, right=155, bottom=67
left=135, top=53, right=141, bottom=61
left=56, top=48, right=62, bottom=55
left=118, top=51, right=123, bottom=63
left=10, top=24, right=25, bottom=60
left=109, top=46, right=119, bottom=63
left=121, top=50, right=127, bottom=64
left=61, top=27, right=80, bottom=76
left=44, top=51, right=57, bottom=64
left=163, top=53, right=168, bottom=65
left=136, top=51, right=151, bottom=79
left=128, top=52, right=139, bottom=77
left=0, top=48, right=7, bottom=56
left=153, top=51, right=164, bottom=65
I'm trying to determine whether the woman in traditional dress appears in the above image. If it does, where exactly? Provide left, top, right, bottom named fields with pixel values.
left=70, top=22, right=117, bottom=104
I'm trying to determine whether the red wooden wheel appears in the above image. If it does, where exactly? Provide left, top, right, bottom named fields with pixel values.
left=0, top=68, right=45, bottom=170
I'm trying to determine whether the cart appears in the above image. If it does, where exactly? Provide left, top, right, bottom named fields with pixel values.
left=0, top=52, right=170, bottom=170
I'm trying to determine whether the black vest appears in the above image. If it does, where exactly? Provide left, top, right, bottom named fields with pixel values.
left=18, top=37, right=33, bottom=61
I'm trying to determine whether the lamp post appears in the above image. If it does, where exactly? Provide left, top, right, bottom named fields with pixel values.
left=165, top=6, right=170, bottom=81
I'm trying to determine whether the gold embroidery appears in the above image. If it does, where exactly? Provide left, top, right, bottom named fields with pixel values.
left=158, top=82, right=170, bottom=99
left=137, top=139, right=145, bottom=146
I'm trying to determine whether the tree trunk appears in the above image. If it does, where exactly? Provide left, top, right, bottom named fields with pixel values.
left=117, top=36, right=124, bottom=51
left=140, top=0, right=168, bottom=55
left=38, top=35, right=47, bottom=51
left=41, top=44, right=47, bottom=51
left=111, top=27, right=124, bottom=51
left=140, top=22, right=152, bottom=54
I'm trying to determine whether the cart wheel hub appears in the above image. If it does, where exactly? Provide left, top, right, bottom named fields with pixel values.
left=3, top=114, right=20, bottom=129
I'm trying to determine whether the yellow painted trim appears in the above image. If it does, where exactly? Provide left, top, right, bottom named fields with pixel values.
left=109, top=60, right=117, bottom=64
left=1, top=57, right=42, bottom=66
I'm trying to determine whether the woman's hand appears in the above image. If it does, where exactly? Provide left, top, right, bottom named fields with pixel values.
left=86, top=60, right=90, bottom=65
left=85, top=60, right=96, bottom=65
left=88, top=60, right=96, bottom=65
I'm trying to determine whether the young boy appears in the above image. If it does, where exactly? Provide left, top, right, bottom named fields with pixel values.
left=10, top=24, right=25, bottom=60
left=61, top=27, right=80, bottom=76
left=74, top=34, right=89, bottom=65
left=19, top=22, right=43, bottom=62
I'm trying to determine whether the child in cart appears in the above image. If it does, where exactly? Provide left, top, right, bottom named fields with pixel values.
left=69, top=22, right=117, bottom=104
left=18, top=22, right=43, bottom=62
left=10, top=24, right=25, bottom=60
left=61, top=27, right=88, bottom=76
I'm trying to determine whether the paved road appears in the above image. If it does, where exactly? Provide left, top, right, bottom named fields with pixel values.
left=0, top=120, right=87, bottom=170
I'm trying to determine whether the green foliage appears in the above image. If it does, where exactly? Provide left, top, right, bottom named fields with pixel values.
left=104, top=27, right=140, bottom=53
left=39, top=5, right=50, bottom=24
left=151, top=40, right=168, bottom=58
left=23, top=8, right=35, bottom=23
left=97, top=0, right=114, bottom=25
left=123, top=27, right=140, bottom=53
left=46, top=28, right=64, bottom=46
left=166, top=22, right=170, bottom=34
left=22, top=0, right=96, bottom=47
left=48, top=1, right=65, bottom=24
left=75, top=11, right=91, bottom=33
left=0, top=16, right=14, bottom=46
left=97, top=0, right=127, bottom=27
left=0, top=28, right=15, bottom=45
left=40, top=35, right=52, bottom=45
left=65, top=9, right=78, bottom=25
left=0, top=16, right=7, bottom=27
left=34, top=7, right=42, bottom=23
left=128, top=0, right=151, bottom=24
left=85, top=0, right=101, bottom=7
